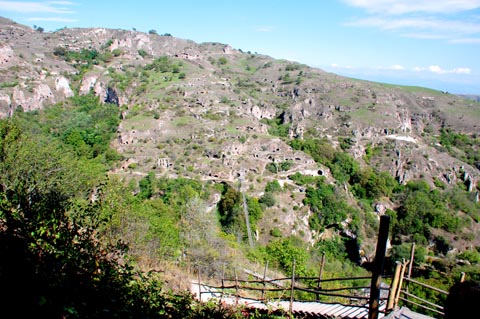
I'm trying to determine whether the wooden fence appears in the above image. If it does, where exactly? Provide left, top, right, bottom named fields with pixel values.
left=196, top=216, right=393, bottom=319
left=195, top=217, right=465, bottom=318
left=387, top=243, right=454, bottom=317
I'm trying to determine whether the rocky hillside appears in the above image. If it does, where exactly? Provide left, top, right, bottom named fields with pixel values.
left=1, top=17, right=479, bottom=256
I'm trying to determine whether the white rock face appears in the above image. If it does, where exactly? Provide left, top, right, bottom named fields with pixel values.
left=94, top=80, right=107, bottom=101
left=0, top=93, right=12, bottom=117
left=386, top=135, right=416, bottom=143
left=55, top=76, right=74, bottom=98
left=136, top=33, right=152, bottom=51
left=250, top=104, right=275, bottom=119
left=111, top=38, right=133, bottom=50
left=12, top=88, right=26, bottom=108
left=80, top=75, right=98, bottom=95
left=33, top=84, right=55, bottom=109
left=11, top=84, right=55, bottom=111
left=0, top=45, right=14, bottom=65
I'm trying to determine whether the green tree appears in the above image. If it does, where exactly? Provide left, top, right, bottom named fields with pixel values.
left=266, top=237, right=309, bottom=276
left=259, top=192, right=276, bottom=207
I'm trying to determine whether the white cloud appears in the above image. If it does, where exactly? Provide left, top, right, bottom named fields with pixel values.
left=347, top=16, right=480, bottom=35
left=331, top=63, right=354, bottom=69
left=428, top=65, right=444, bottom=73
left=413, top=65, right=472, bottom=74
left=452, top=67, right=472, bottom=74
left=343, top=0, right=480, bottom=15
left=413, top=66, right=426, bottom=72
left=388, top=64, right=405, bottom=70
left=343, top=1, right=480, bottom=43
left=27, top=16, right=77, bottom=22
left=0, top=1, right=75, bottom=14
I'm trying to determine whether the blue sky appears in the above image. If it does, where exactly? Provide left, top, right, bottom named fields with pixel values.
left=1, top=0, right=480, bottom=94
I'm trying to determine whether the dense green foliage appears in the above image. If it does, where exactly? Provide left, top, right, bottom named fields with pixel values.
left=0, top=120, right=165, bottom=318
left=288, top=134, right=479, bottom=302
left=304, top=178, right=349, bottom=230
left=53, top=47, right=114, bottom=74
left=145, top=55, right=183, bottom=74
left=218, top=183, right=263, bottom=238
left=265, top=180, right=282, bottom=193
left=265, top=237, right=310, bottom=277
left=394, top=180, right=465, bottom=244
left=15, top=93, right=121, bottom=165
left=0, top=98, right=296, bottom=318
left=261, top=117, right=291, bottom=138
left=289, top=138, right=335, bottom=165
left=265, top=160, right=293, bottom=173
left=439, top=128, right=480, bottom=169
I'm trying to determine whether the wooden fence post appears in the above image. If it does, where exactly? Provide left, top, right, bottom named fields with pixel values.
left=395, top=261, right=408, bottom=306
left=404, top=242, right=415, bottom=302
left=261, top=261, right=269, bottom=301
left=316, top=253, right=326, bottom=301
left=290, top=259, right=296, bottom=318
left=387, top=262, right=402, bottom=311
left=197, top=268, right=202, bottom=302
left=368, top=215, right=390, bottom=319
left=408, top=243, right=415, bottom=278
left=221, top=262, right=225, bottom=302
left=234, top=267, right=239, bottom=306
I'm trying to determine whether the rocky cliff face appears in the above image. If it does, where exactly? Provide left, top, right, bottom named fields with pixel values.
left=1, top=17, right=479, bottom=249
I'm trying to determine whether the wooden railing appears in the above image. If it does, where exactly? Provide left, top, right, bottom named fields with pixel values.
left=195, top=217, right=465, bottom=319
left=387, top=259, right=449, bottom=317
left=197, top=269, right=391, bottom=317
left=196, top=216, right=393, bottom=319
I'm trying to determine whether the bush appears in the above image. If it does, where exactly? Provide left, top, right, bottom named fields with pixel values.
left=266, top=237, right=309, bottom=276
left=259, top=192, right=276, bottom=207
left=457, top=250, right=480, bottom=264
left=270, top=227, right=282, bottom=237
left=265, top=180, right=282, bottom=193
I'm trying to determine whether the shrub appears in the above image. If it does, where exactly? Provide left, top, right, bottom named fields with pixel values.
left=259, top=192, right=276, bottom=207
left=270, top=227, right=282, bottom=237
left=265, top=180, right=282, bottom=193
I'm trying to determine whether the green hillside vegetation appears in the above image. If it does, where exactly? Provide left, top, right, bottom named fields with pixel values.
left=1, top=92, right=478, bottom=317
left=0, top=97, right=295, bottom=318
left=0, top=22, right=479, bottom=317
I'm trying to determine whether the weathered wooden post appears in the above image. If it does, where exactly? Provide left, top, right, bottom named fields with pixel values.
left=290, top=259, right=296, bottom=318
left=221, top=262, right=225, bottom=302
left=404, top=242, right=416, bottom=303
left=261, top=261, right=269, bottom=301
left=316, top=253, right=326, bottom=301
left=368, top=215, right=390, bottom=319
left=197, top=267, right=202, bottom=302
left=395, top=261, right=408, bottom=306
left=407, top=243, right=415, bottom=278
left=387, top=262, right=402, bottom=311
left=234, top=267, right=239, bottom=306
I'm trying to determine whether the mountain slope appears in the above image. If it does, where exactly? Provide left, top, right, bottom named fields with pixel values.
left=1, top=17, right=479, bottom=260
